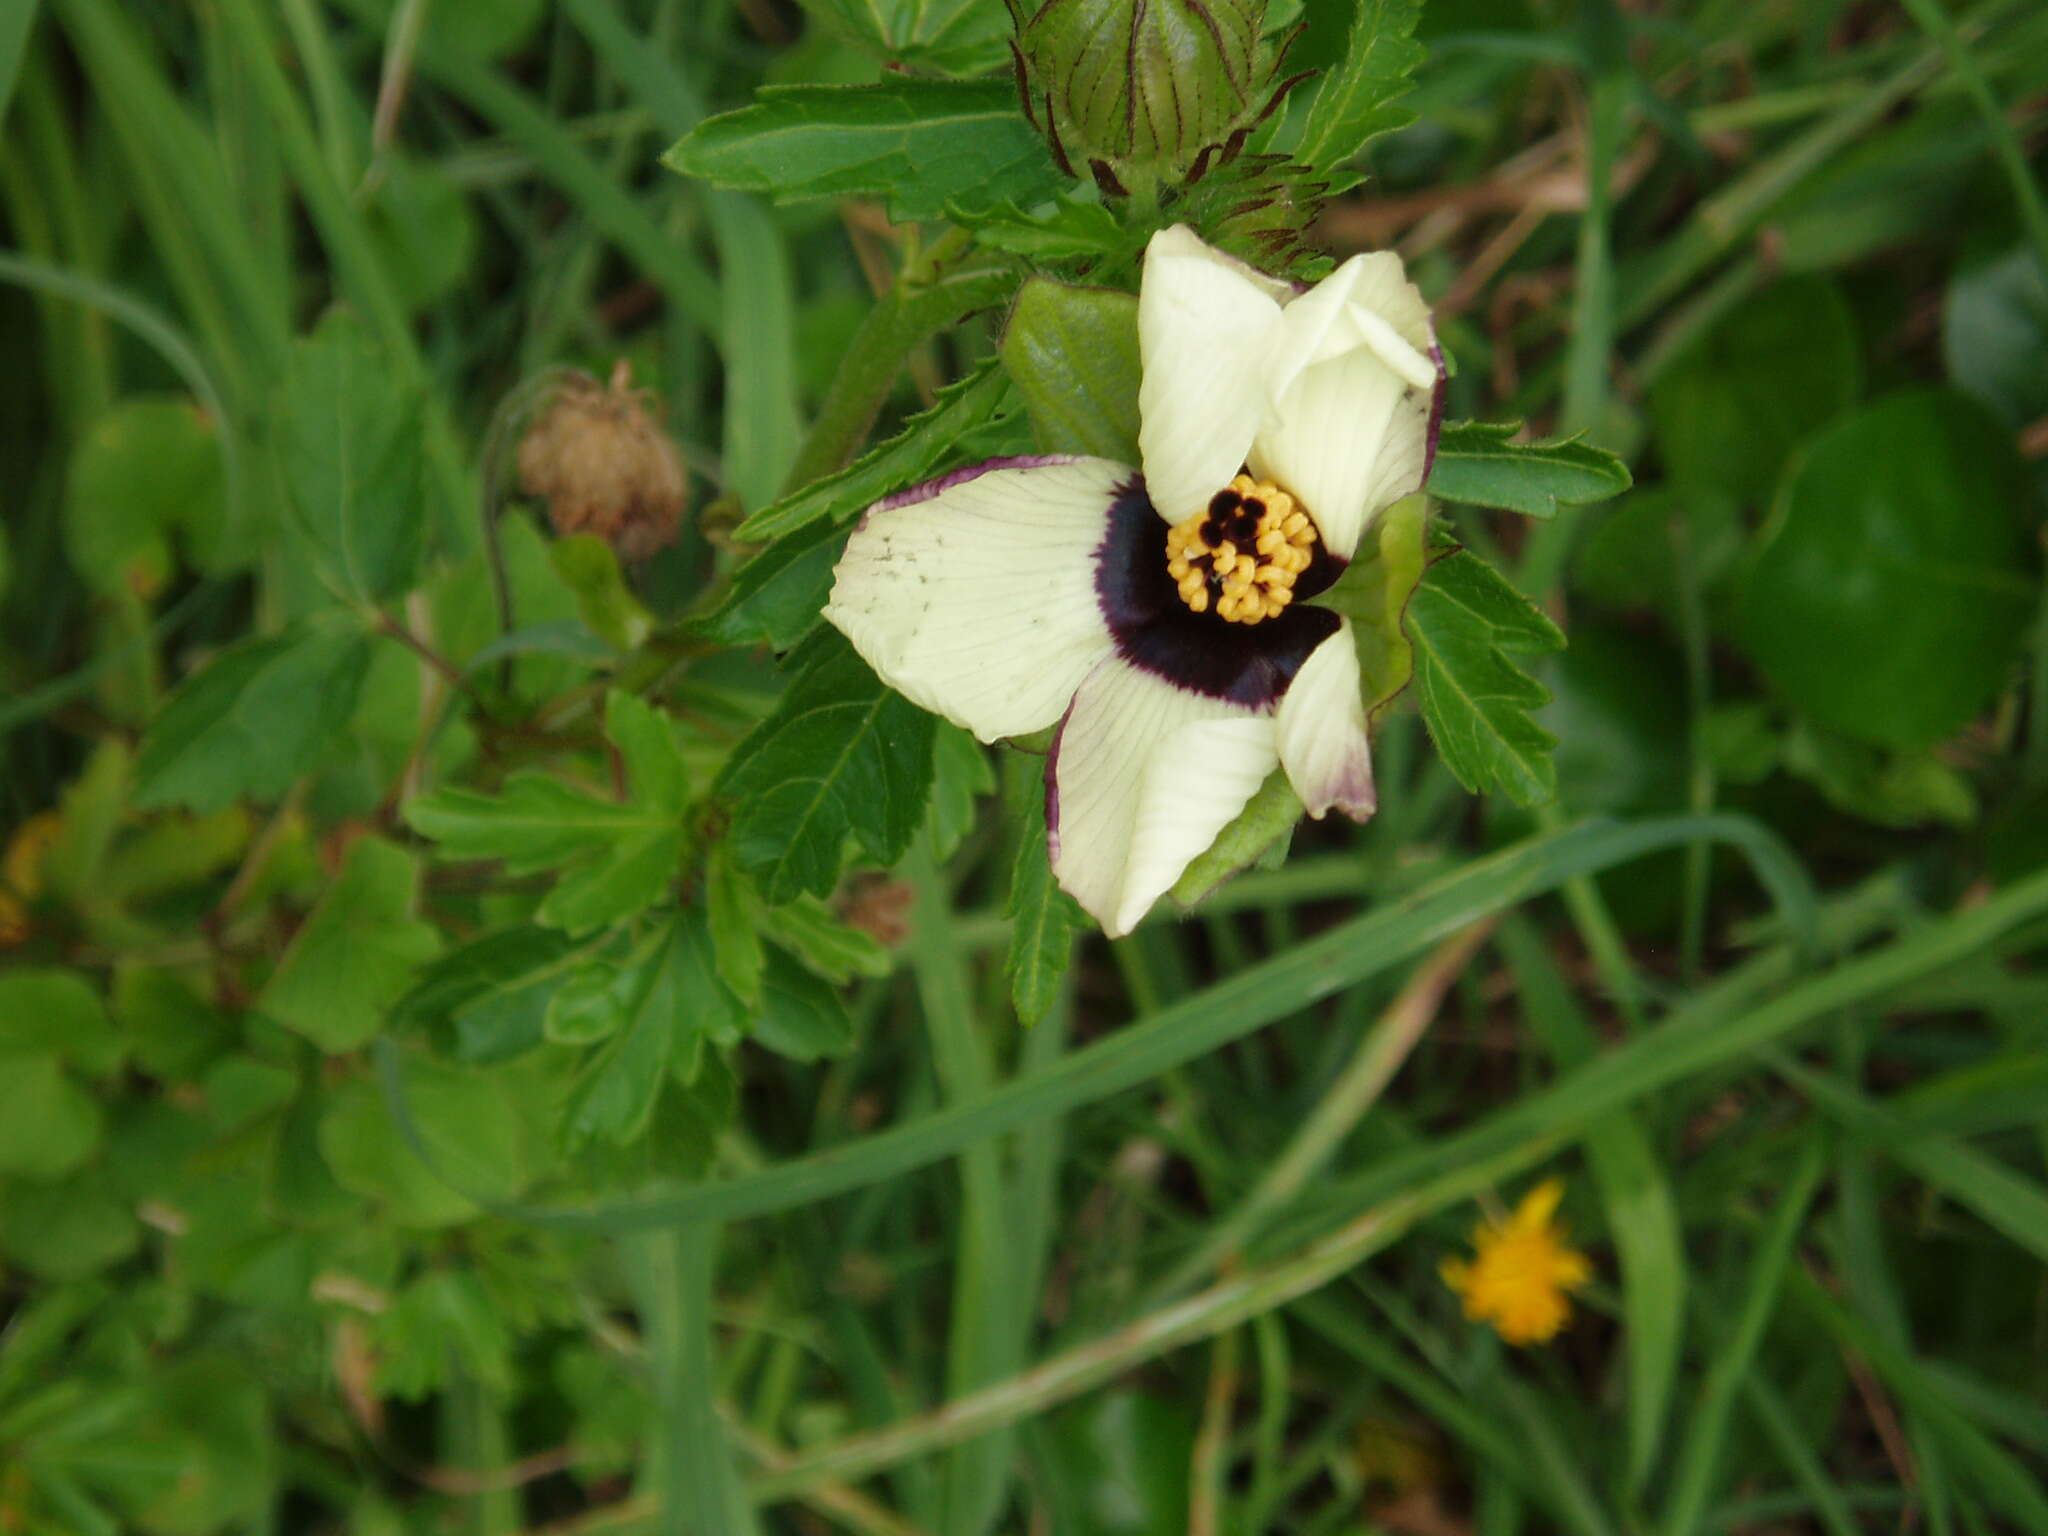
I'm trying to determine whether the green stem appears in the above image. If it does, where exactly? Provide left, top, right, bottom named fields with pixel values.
left=781, top=228, right=984, bottom=493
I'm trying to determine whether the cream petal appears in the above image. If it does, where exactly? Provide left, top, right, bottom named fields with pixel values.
left=1275, top=624, right=1376, bottom=821
left=1048, top=656, right=1279, bottom=937
left=1250, top=251, right=1440, bottom=559
left=1265, top=250, right=1436, bottom=401
left=1138, top=225, right=1288, bottom=528
left=823, top=457, right=1126, bottom=744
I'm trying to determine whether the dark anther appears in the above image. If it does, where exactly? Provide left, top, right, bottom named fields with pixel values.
left=1207, top=488, right=1242, bottom=519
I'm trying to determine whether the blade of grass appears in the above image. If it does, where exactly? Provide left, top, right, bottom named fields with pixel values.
left=625, top=1226, right=761, bottom=1536
left=1771, top=1056, right=2048, bottom=1267
left=382, top=812, right=1817, bottom=1231
left=905, top=847, right=1023, bottom=1536
left=560, top=0, right=800, bottom=508
left=747, top=1136, right=1562, bottom=1503
left=1148, top=920, right=1497, bottom=1302
left=1659, top=1132, right=1827, bottom=1536
left=1500, top=915, right=1685, bottom=1498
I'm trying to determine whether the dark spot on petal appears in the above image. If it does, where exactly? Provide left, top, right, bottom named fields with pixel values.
left=1095, top=481, right=1343, bottom=708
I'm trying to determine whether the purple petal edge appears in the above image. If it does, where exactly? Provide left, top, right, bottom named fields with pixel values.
left=1419, top=338, right=1448, bottom=489
left=1043, top=702, right=1072, bottom=867
left=869, top=454, right=1088, bottom=517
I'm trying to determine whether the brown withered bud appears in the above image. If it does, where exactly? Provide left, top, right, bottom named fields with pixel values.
left=517, top=360, right=688, bottom=561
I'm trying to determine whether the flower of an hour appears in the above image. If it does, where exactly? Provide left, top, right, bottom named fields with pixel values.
left=1439, top=1179, right=1592, bottom=1347
left=824, top=225, right=1443, bottom=937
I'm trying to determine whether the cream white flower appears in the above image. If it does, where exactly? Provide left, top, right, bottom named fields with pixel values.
left=825, top=226, right=1442, bottom=937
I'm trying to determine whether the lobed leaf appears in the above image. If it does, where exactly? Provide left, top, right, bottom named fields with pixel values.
left=279, top=309, right=427, bottom=605
left=1286, top=0, right=1425, bottom=177
left=717, top=630, right=937, bottom=905
left=1406, top=549, right=1565, bottom=805
left=1428, top=421, right=1633, bottom=518
left=1004, top=768, right=1086, bottom=1026
left=135, top=624, right=374, bottom=813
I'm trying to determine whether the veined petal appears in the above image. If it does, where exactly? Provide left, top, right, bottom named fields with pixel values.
left=1249, top=347, right=1429, bottom=560
left=1049, top=656, right=1278, bottom=936
left=1265, top=251, right=1436, bottom=402
left=1251, top=251, right=1440, bottom=559
left=1138, top=225, right=1288, bottom=528
left=1276, top=623, right=1375, bottom=820
left=824, top=457, right=1126, bottom=743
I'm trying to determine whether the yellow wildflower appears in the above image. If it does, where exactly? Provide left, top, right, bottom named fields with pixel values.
left=1440, top=1179, right=1592, bottom=1346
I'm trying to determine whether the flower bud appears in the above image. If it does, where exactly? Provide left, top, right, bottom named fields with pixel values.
left=1010, top=0, right=1273, bottom=190
left=517, top=361, right=688, bottom=562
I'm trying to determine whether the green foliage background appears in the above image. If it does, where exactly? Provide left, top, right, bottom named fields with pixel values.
left=2, top=0, right=2047, bottom=1532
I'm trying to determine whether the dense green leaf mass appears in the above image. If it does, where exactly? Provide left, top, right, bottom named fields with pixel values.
left=718, top=630, right=937, bottom=904
left=133, top=625, right=374, bottom=812
left=260, top=836, right=440, bottom=1052
left=406, top=690, right=691, bottom=934
left=1737, top=388, right=2038, bottom=750
left=64, top=395, right=224, bottom=596
left=666, top=80, right=1065, bottom=224
left=279, top=309, right=426, bottom=605
left=1407, top=548, right=1565, bottom=805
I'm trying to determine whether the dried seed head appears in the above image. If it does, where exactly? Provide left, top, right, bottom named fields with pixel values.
left=517, top=360, right=688, bottom=561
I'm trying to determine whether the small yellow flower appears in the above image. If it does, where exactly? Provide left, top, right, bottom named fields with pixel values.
left=1440, top=1179, right=1592, bottom=1346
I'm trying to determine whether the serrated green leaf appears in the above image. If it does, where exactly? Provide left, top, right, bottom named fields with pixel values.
left=1004, top=766, right=1085, bottom=1025
left=543, top=961, right=628, bottom=1045
left=389, top=924, right=589, bottom=1062
left=718, top=630, right=937, bottom=904
left=1001, top=279, right=1143, bottom=462
left=280, top=310, right=426, bottom=605
left=1406, top=549, right=1565, bottom=806
left=731, top=359, right=1015, bottom=542
left=694, top=510, right=851, bottom=651
left=1287, top=0, right=1424, bottom=174
left=135, top=625, right=374, bottom=813
left=406, top=691, right=690, bottom=932
left=559, top=914, right=739, bottom=1148
left=665, top=80, right=1063, bottom=225
left=752, top=947, right=855, bottom=1061
left=964, top=196, right=1137, bottom=264
left=760, top=896, right=893, bottom=984
left=1427, top=421, right=1633, bottom=517
left=261, top=837, right=440, bottom=1053
left=704, top=848, right=766, bottom=1009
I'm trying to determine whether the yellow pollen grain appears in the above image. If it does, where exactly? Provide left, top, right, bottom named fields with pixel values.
left=1162, top=475, right=1319, bottom=626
